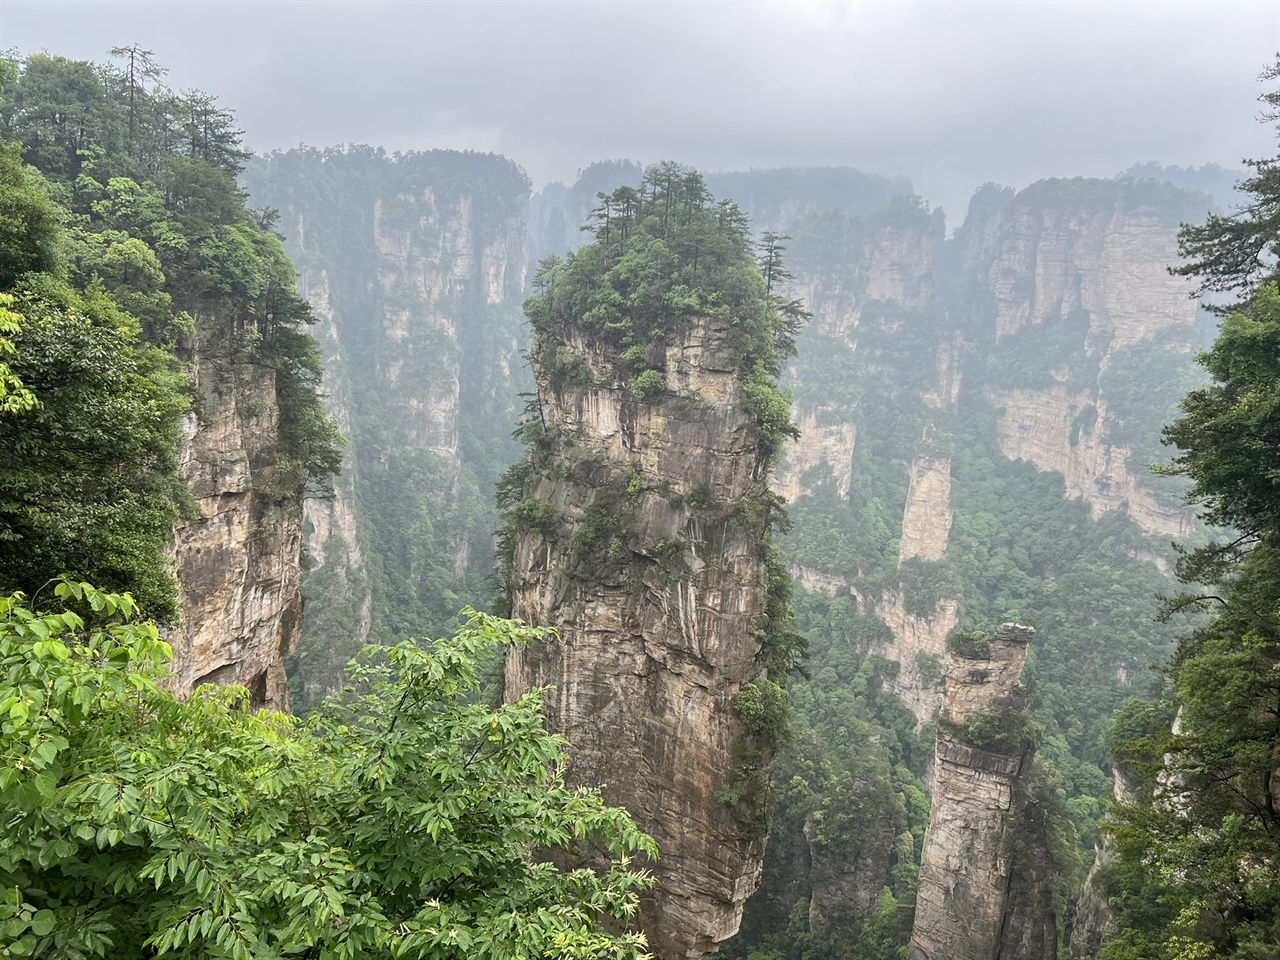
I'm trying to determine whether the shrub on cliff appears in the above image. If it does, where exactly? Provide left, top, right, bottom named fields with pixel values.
left=0, top=583, right=655, bottom=959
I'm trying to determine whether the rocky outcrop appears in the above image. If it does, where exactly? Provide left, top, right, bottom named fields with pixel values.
left=910, top=624, right=1055, bottom=960
left=774, top=410, right=856, bottom=503
left=963, top=179, right=1206, bottom=539
left=899, top=454, right=954, bottom=564
left=989, top=384, right=1195, bottom=539
left=292, top=267, right=372, bottom=707
left=959, top=180, right=1200, bottom=345
left=867, top=591, right=958, bottom=725
left=505, top=314, right=781, bottom=959
left=169, top=353, right=304, bottom=712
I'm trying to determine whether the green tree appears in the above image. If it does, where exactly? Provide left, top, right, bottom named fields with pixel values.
left=0, top=583, right=655, bottom=959
left=1103, top=58, right=1280, bottom=960
left=0, top=142, right=57, bottom=288
left=0, top=51, right=342, bottom=498
left=0, top=280, right=189, bottom=620
left=0, top=110, right=188, bottom=620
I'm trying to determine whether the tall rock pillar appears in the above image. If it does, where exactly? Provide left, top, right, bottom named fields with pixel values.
left=504, top=313, right=784, bottom=958
left=909, top=624, right=1055, bottom=960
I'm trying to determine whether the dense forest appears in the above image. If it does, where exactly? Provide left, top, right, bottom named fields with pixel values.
left=4, top=38, right=1280, bottom=960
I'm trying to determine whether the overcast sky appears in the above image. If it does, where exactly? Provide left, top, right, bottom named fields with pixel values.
left=3, top=0, right=1278, bottom=224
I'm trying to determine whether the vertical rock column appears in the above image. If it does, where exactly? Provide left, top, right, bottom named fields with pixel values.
left=170, top=354, right=304, bottom=712
left=505, top=315, right=780, bottom=959
left=909, top=624, right=1055, bottom=960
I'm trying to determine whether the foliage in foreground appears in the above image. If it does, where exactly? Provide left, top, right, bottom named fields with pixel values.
left=0, top=583, right=654, bottom=960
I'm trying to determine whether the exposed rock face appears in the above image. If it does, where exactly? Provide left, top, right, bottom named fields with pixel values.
left=867, top=591, right=958, bottom=725
left=774, top=409, right=855, bottom=504
left=293, top=267, right=373, bottom=706
left=962, top=179, right=1205, bottom=539
left=989, top=384, right=1195, bottom=539
left=899, top=453, right=954, bottom=564
left=865, top=216, right=937, bottom=307
left=169, top=351, right=304, bottom=711
left=505, top=314, right=778, bottom=959
left=909, top=624, right=1055, bottom=960
left=769, top=177, right=1211, bottom=744
left=955, top=180, right=1196, bottom=343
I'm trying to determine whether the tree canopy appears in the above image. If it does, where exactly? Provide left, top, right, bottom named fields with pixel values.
left=0, top=50, right=342, bottom=618
left=0, top=584, right=655, bottom=959
left=523, top=162, right=804, bottom=459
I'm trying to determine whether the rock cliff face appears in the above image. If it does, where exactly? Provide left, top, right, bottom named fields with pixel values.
left=961, top=179, right=1206, bottom=538
left=168, top=348, right=304, bottom=712
left=770, top=177, right=1214, bottom=735
left=776, top=200, right=960, bottom=726
left=227, top=160, right=1213, bottom=955
left=243, top=149, right=531, bottom=705
left=988, top=384, right=1194, bottom=538
left=909, top=624, right=1054, bottom=960
left=504, top=313, right=780, bottom=959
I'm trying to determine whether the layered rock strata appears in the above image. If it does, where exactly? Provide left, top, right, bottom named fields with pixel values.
left=505, top=314, right=779, bottom=959
left=909, top=624, right=1054, bottom=960
left=961, top=179, right=1204, bottom=538
left=169, top=352, right=304, bottom=712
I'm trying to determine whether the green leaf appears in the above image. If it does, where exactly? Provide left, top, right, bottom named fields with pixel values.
left=30, top=909, right=55, bottom=936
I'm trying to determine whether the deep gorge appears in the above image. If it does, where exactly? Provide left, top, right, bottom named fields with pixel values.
left=241, top=153, right=1221, bottom=958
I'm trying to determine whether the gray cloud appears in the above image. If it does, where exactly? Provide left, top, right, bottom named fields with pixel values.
left=3, top=0, right=1276, bottom=224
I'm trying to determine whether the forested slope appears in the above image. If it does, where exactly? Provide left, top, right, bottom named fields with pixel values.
left=245, top=149, right=1224, bottom=956
left=0, top=51, right=338, bottom=708
left=714, top=174, right=1218, bottom=959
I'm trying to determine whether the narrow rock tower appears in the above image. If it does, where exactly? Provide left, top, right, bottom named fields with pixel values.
left=909, top=624, right=1056, bottom=960
left=502, top=166, right=800, bottom=958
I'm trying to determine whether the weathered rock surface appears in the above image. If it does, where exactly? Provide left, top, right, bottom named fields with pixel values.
left=958, top=180, right=1197, bottom=345
left=989, top=384, right=1195, bottom=539
left=505, top=315, right=778, bottom=959
left=963, top=179, right=1204, bottom=539
left=909, top=624, right=1055, bottom=960
left=866, top=590, right=958, bottom=725
left=774, top=409, right=855, bottom=504
left=169, top=351, right=304, bottom=711
left=899, top=453, right=954, bottom=564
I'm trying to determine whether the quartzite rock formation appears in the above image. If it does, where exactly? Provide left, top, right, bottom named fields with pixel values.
left=167, top=338, right=305, bottom=712
left=909, top=624, right=1056, bottom=960
left=504, top=312, right=783, bottom=959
